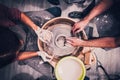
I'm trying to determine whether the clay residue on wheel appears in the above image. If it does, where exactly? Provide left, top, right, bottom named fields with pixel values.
left=44, top=23, right=78, bottom=57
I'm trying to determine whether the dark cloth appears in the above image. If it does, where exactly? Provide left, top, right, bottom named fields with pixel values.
left=0, top=3, right=21, bottom=27
left=0, top=4, right=27, bottom=51
left=109, top=0, right=120, bottom=21
left=92, top=0, right=120, bottom=37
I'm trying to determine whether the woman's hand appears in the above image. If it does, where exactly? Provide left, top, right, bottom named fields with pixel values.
left=35, top=27, right=53, bottom=44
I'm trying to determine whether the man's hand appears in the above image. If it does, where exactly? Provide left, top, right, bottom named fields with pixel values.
left=72, top=19, right=89, bottom=34
left=35, top=27, right=53, bottom=44
left=66, top=37, right=85, bottom=47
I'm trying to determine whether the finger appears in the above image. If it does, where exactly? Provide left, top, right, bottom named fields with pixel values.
left=66, top=37, right=74, bottom=42
left=66, top=40, right=75, bottom=46
left=75, top=29, right=82, bottom=34
left=44, top=52, right=52, bottom=58
left=66, top=37, right=73, bottom=41
left=66, top=40, right=72, bottom=43
left=49, top=54, right=55, bottom=62
left=66, top=41, right=73, bottom=46
left=72, top=24, right=77, bottom=34
left=72, top=29, right=75, bottom=35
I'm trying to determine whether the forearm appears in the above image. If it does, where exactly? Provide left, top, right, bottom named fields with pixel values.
left=20, top=12, right=38, bottom=30
left=80, top=37, right=119, bottom=48
left=83, top=0, right=113, bottom=22
left=17, top=51, right=38, bottom=60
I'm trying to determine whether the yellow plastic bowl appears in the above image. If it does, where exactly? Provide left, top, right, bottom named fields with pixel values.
left=55, top=56, right=86, bottom=80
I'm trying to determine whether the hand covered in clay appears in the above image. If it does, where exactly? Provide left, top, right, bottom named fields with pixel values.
left=35, top=27, right=53, bottom=44
left=37, top=51, right=52, bottom=62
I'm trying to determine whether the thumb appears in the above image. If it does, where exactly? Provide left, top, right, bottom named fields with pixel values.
left=66, top=37, right=73, bottom=42
left=75, top=29, right=82, bottom=34
left=66, top=39, right=73, bottom=45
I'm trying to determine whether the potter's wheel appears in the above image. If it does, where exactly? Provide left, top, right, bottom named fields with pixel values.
left=38, top=17, right=87, bottom=58
left=44, top=23, right=77, bottom=57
